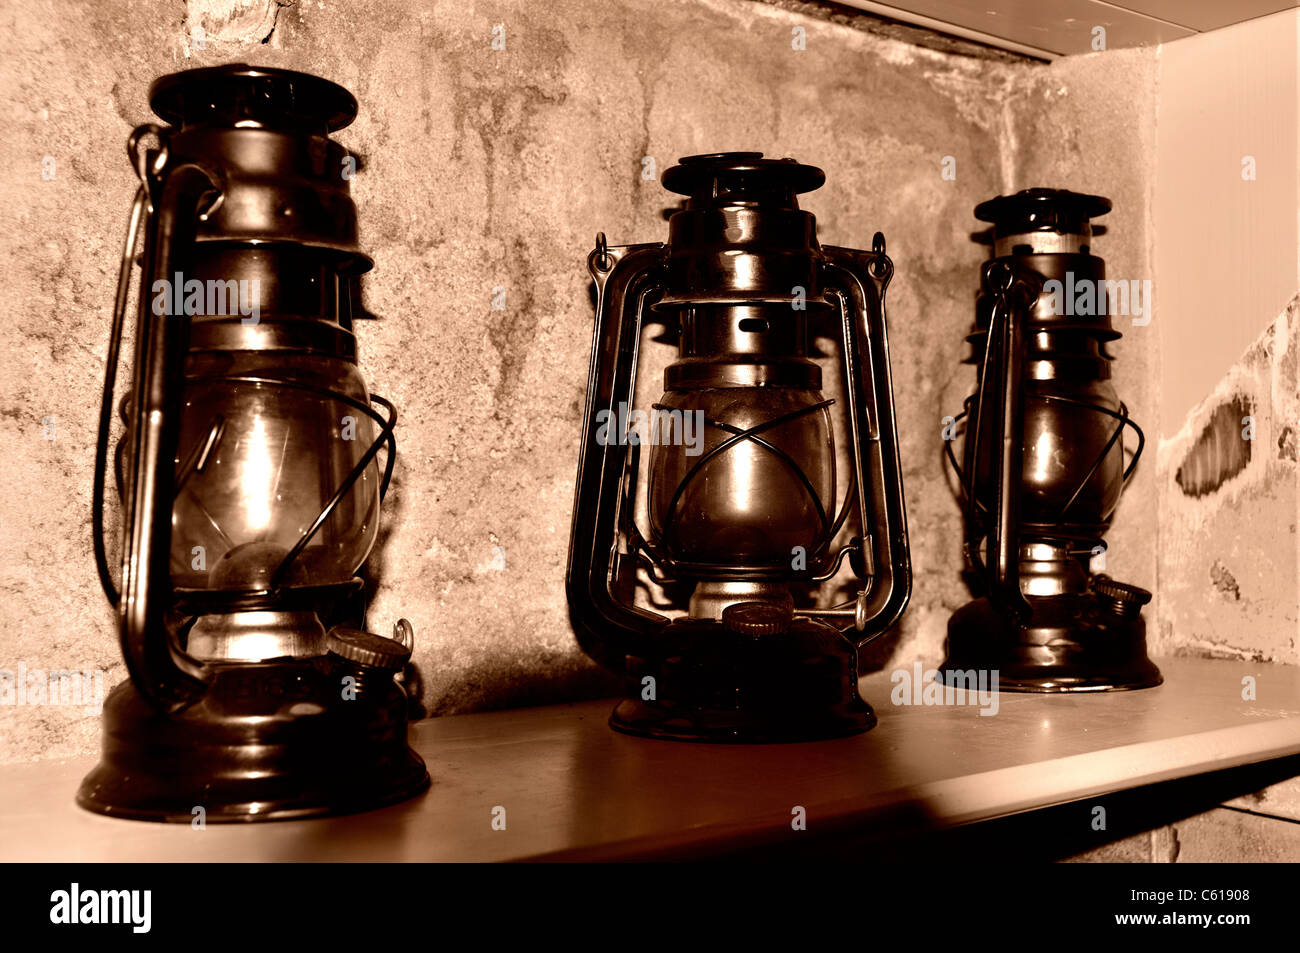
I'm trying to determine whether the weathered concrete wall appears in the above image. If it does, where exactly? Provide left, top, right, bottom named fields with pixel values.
left=0, top=0, right=1032, bottom=761
left=5, top=0, right=1275, bottom=766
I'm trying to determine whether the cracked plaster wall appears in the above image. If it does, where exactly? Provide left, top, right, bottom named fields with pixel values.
left=1155, top=297, right=1300, bottom=664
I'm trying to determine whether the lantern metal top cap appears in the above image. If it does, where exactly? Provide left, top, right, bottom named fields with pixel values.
left=149, top=63, right=358, bottom=132
left=662, top=152, right=825, bottom=208
left=975, top=188, right=1111, bottom=238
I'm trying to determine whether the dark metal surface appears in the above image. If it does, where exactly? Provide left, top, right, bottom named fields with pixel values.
left=567, top=153, right=911, bottom=741
left=942, top=188, right=1160, bottom=692
left=611, top=618, right=876, bottom=743
left=83, top=64, right=426, bottom=820
left=119, top=161, right=223, bottom=711
left=78, top=657, right=427, bottom=822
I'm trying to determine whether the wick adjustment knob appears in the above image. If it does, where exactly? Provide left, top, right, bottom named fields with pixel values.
left=722, top=601, right=794, bottom=637
left=326, top=627, right=412, bottom=672
left=1091, top=575, right=1152, bottom=619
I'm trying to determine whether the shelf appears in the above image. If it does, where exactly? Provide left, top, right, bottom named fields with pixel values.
left=2, top=657, right=1297, bottom=861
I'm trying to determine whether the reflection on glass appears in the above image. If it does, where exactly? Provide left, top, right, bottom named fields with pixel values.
left=170, top=351, right=379, bottom=592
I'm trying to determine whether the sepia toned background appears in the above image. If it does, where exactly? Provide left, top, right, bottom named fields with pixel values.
left=0, top=0, right=1294, bottom=785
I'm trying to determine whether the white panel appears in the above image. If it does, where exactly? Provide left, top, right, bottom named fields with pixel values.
left=1154, top=11, right=1300, bottom=425
left=1115, top=0, right=1298, bottom=32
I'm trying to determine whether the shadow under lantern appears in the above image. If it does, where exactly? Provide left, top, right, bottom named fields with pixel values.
left=567, top=153, right=911, bottom=742
left=941, top=189, right=1162, bottom=692
left=79, top=65, right=428, bottom=821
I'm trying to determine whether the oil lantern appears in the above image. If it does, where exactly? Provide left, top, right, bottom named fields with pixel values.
left=79, top=65, right=428, bottom=820
left=941, top=189, right=1161, bottom=692
left=567, top=153, right=911, bottom=742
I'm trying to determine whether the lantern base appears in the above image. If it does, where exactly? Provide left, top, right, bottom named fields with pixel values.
left=940, top=596, right=1162, bottom=693
left=77, top=659, right=429, bottom=822
left=610, top=618, right=875, bottom=743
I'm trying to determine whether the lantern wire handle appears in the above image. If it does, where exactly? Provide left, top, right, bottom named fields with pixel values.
left=94, top=125, right=175, bottom=607
left=126, top=124, right=169, bottom=212
left=960, top=294, right=1003, bottom=575
left=93, top=184, right=148, bottom=607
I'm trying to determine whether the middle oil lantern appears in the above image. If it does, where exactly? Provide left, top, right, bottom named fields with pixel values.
left=567, top=153, right=911, bottom=742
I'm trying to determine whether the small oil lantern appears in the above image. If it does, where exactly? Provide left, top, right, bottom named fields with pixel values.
left=79, top=65, right=428, bottom=820
left=567, top=153, right=911, bottom=742
left=941, top=189, right=1161, bottom=691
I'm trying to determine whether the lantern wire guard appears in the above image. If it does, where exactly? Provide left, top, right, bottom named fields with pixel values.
left=568, top=153, right=911, bottom=742
left=940, top=189, right=1161, bottom=692
left=79, top=65, right=428, bottom=821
